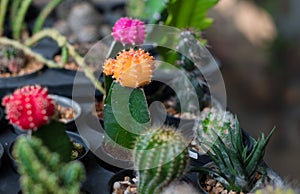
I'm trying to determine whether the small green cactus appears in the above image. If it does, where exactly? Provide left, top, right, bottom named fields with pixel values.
left=13, top=136, right=85, bottom=194
left=255, top=185, right=297, bottom=194
left=0, top=46, right=26, bottom=73
left=134, top=127, right=190, bottom=194
left=195, top=107, right=236, bottom=151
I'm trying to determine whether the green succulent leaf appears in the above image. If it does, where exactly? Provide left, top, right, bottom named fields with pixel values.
left=165, top=0, right=218, bottom=31
left=127, top=0, right=169, bottom=23
left=32, top=120, right=72, bottom=163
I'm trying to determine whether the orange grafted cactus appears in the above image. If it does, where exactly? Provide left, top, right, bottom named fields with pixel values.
left=103, top=48, right=155, bottom=88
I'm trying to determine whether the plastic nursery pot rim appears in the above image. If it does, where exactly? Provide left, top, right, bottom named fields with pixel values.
left=196, top=162, right=284, bottom=194
left=0, top=142, right=4, bottom=167
left=0, top=107, right=4, bottom=121
left=0, top=65, right=47, bottom=82
left=108, top=169, right=136, bottom=194
left=66, top=130, right=90, bottom=163
left=94, top=143, right=134, bottom=173
left=49, top=94, right=82, bottom=124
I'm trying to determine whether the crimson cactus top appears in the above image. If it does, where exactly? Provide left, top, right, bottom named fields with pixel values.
left=112, top=17, right=146, bottom=45
left=2, top=85, right=55, bottom=130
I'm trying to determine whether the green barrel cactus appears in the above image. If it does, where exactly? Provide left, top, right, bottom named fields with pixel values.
left=134, top=127, right=190, bottom=194
left=13, top=136, right=85, bottom=194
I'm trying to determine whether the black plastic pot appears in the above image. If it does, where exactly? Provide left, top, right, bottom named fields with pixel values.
left=7, top=131, right=89, bottom=173
left=0, top=107, right=6, bottom=128
left=107, top=169, right=136, bottom=194
left=107, top=169, right=202, bottom=194
left=50, top=95, right=82, bottom=131
left=196, top=161, right=284, bottom=194
left=0, top=142, right=4, bottom=169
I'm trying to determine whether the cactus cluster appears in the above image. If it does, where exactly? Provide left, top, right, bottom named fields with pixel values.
left=0, top=46, right=26, bottom=73
left=13, top=136, right=85, bottom=194
left=103, top=48, right=155, bottom=89
left=2, top=85, right=55, bottom=130
left=134, top=127, right=190, bottom=194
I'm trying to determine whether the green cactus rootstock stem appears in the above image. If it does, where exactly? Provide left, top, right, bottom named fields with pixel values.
left=13, top=136, right=85, bottom=194
left=104, top=81, right=150, bottom=149
left=0, top=37, right=61, bottom=68
left=13, top=0, right=33, bottom=40
left=134, top=127, right=189, bottom=194
left=33, top=0, right=63, bottom=33
left=25, top=29, right=105, bottom=94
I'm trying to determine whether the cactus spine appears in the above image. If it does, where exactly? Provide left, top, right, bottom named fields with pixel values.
left=13, top=136, right=85, bottom=194
left=134, top=127, right=189, bottom=194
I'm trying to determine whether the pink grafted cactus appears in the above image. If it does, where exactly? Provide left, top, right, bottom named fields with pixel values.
left=2, top=85, right=55, bottom=130
left=112, top=17, right=146, bottom=45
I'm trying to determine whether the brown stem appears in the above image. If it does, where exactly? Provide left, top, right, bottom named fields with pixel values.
left=25, top=29, right=105, bottom=94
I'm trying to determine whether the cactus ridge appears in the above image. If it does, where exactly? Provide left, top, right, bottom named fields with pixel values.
left=134, top=127, right=189, bottom=194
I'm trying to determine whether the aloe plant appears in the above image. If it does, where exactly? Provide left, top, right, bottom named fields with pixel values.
left=192, top=117, right=276, bottom=193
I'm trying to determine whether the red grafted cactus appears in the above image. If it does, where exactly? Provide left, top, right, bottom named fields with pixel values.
left=112, top=17, right=146, bottom=45
left=2, top=85, right=55, bottom=130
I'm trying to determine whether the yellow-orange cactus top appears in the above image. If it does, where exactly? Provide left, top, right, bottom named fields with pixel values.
left=103, top=48, right=155, bottom=88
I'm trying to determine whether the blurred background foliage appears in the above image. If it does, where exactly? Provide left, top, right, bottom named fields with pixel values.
left=29, top=0, right=300, bottom=186
left=129, top=0, right=300, bottom=185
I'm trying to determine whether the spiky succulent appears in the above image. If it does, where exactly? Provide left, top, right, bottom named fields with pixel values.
left=192, top=117, right=275, bottom=193
left=134, top=127, right=189, bottom=194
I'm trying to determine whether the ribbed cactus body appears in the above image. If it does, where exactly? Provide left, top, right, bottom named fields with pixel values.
left=13, top=136, right=85, bottom=194
left=134, top=127, right=189, bottom=194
